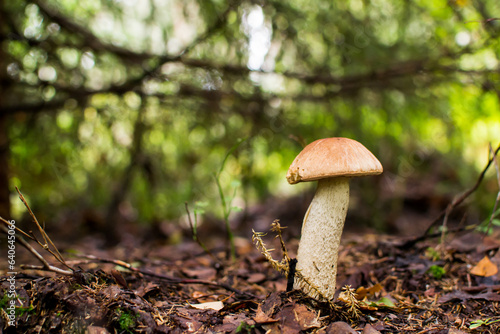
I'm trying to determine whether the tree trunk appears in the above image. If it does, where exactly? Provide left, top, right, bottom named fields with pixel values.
left=0, top=1, right=11, bottom=219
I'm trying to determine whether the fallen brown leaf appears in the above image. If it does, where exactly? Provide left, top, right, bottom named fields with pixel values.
left=253, top=304, right=278, bottom=324
left=470, top=256, right=498, bottom=277
left=325, top=321, right=358, bottom=334
left=356, top=283, right=383, bottom=300
left=362, top=323, right=382, bottom=334
left=293, top=304, right=321, bottom=330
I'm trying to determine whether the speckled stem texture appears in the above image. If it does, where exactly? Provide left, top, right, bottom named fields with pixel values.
left=294, top=177, right=350, bottom=301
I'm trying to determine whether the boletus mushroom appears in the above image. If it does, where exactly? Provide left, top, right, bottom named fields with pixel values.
left=287, top=137, right=383, bottom=301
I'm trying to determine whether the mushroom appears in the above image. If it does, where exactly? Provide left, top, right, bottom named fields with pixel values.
left=286, top=137, right=383, bottom=301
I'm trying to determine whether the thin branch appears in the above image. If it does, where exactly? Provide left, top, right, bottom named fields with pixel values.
left=0, top=216, right=33, bottom=240
left=75, top=254, right=256, bottom=298
left=34, top=0, right=152, bottom=63
left=184, top=202, right=221, bottom=265
left=0, top=222, right=72, bottom=275
left=18, top=264, right=74, bottom=275
left=400, top=144, right=500, bottom=249
left=484, top=143, right=500, bottom=235
left=16, top=187, right=68, bottom=268
left=0, top=188, right=73, bottom=273
left=34, top=0, right=234, bottom=67
left=16, top=187, right=49, bottom=247
left=426, top=144, right=500, bottom=234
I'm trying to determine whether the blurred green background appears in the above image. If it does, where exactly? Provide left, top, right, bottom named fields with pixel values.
left=1, top=0, right=499, bottom=242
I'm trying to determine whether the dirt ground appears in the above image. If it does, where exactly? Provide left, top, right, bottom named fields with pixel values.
left=1, top=211, right=500, bottom=334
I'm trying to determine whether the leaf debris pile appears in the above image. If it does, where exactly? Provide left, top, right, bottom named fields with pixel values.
left=1, top=226, right=500, bottom=333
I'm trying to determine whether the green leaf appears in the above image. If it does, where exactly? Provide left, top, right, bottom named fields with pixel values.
left=231, top=206, right=243, bottom=213
left=470, top=320, right=485, bottom=329
left=427, top=265, right=446, bottom=280
left=376, top=297, right=395, bottom=307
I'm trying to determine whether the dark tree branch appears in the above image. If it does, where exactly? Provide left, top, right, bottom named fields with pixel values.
left=34, top=0, right=152, bottom=63
left=2, top=1, right=498, bottom=117
left=398, top=144, right=500, bottom=249
left=104, top=102, right=147, bottom=246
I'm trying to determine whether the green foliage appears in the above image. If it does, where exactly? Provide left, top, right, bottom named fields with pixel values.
left=0, top=292, right=9, bottom=309
left=470, top=317, right=500, bottom=329
left=475, top=208, right=500, bottom=235
left=16, top=305, right=35, bottom=318
left=425, top=247, right=441, bottom=262
left=369, top=296, right=396, bottom=308
left=214, top=138, right=246, bottom=259
left=2, top=0, right=499, bottom=230
left=235, top=321, right=255, bottom=333
left=0, top=292, right=34, bottom=318
left=427, top=265, right=446, bottom=280
left=114, top=308, right=138, bottom=334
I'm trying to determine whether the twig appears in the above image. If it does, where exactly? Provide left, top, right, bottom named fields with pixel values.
left=484, top=143, right=500, bottom=235
left=76, top=254, right=256, bottom=298
left=426, top=144, right=500, bottom=235
left=19, top=264, right=73, bottom=275
left=184, top=202, right=221, bottom=265
left=253, top=221, right=332, bottom=302
left=15, top=187, right=69, bottom=269
left=400, top=144, right=500, bottom=249
left=270, top=220, right=291, bottom=263
left=0, top=188, right=73, bottom=274
left=16, top=187, right=50, bottom=247
left=0, top=216, right=33, bottom=240
left=439, top=204, right=454, bottom=251
left=0, top=222, right=72, bottom=275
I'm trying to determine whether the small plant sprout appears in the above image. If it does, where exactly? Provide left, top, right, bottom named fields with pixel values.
left=470, top=318, right=500, bottom=329
left=286, top=138, right=383, bottom=301
left=252, top=220, right=291, bottom=276
left=427, top=265, right=446, bottom=280
left=338, top=285, right=361, bottom=319
left=214, top=138, right=246, bottom=260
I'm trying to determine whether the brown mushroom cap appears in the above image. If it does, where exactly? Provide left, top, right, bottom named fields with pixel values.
left=286, top=137, right=383, bottom=184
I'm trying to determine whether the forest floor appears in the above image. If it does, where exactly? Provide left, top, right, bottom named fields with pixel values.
left=1, top=205, right=500, bottom=334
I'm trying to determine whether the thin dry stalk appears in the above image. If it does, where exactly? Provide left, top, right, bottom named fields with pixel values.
left=184, top=202, right=221, bottom=266
left=400, top=144, right=500, bottom=249
left=0, top=220, right=72, bottom=275
left=437, top=144, right=500, bottom=250
left=270, top=220, right=291, bottom=262
left=338, top=285, right=361, bottom=319
left=252, top=221, right=332, bottom=303
left=485, top=143, right=500, bottom=235
left=0, top=188, right=73, bottom=274
left=15, top=187, right=69, bottom=269
left=73, top=254, right=256, bottom=298
left=438, top=144, right=500, bottom=249
left=252, top=229, right=289, bottom=276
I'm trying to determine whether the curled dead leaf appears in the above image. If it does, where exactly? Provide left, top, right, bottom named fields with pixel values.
left=470, top=256, right=498, bottom=277
left=356, top=283, right=383, bottom=300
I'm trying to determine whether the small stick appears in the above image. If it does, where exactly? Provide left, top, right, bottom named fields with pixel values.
left=0, top=222, right=72, bottom=275
left=484, top=143, right=500, bottom=235
left=270, top=220, right=291, bottom=262
left=15, top=187, right=50, bottom=248
left=76, top=254, right=256, bottom=298
left=19, top=264, right=73, bottom=275
left=425, top=144, right=500, bottom=236
left=0, top=217, right=33, bottom=240
left=184, top=202, right=221, bottom=266
left=15, top=187, right=70, bottom=269
left=400, top=144, right=500, bottom=248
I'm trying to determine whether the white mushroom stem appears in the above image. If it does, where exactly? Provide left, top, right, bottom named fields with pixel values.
left=294, top=177, right=350, bottom=301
